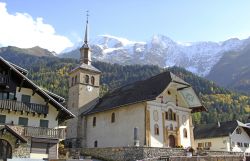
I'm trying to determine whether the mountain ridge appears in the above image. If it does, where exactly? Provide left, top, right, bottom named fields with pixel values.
left=60, top=34, right=248, bottom=76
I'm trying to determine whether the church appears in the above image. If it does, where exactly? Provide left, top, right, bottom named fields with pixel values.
left=66, top=18, right=206, bottom=149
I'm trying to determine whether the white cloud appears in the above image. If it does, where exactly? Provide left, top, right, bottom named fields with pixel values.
left=0, top=2, right=73, bottom=53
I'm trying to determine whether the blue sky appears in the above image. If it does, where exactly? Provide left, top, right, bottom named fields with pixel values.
left=1, top=0, right=250, bottom=52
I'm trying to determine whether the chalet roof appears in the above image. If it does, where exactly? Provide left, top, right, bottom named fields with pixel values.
left=0, top=56, right=75, bottom=121
left=194, top=120, right=250, bottom=139
left=70, top=63, right=101, bottom=74
left=85, top=70, right=205, bottom=115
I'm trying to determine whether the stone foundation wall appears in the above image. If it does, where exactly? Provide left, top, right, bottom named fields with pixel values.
left=78, top=147, right=185, bottom=161
left=66, top=147, right=250, bottom=161
left=169, top=156, right=244, bottom=161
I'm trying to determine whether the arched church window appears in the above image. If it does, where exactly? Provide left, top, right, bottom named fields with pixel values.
left=93, top=117, right=96, bottom=127
left=111, top=112, right=115, bottom=123
left=91, top=76, right=95, bottom=85
left=168, top=109, right=173, bottom=120
left=154, top=124, right=159, bottom=135
left=75, top=75, right=77, bottom=84
left=71, top=77, right=74, bottom=86
left=94, top=140, right=98, bottom=147
left=183, top=128, right=188, bottom=138
left=85, top=75, right=89, bottom=84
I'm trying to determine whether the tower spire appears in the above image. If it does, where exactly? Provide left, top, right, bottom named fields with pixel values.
left=84, top=10, right=89, bottom=44
left=80, top=10, right=91, bottom=65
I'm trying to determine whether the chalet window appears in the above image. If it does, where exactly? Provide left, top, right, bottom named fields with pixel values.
left=93, top=117, right=96, bottom=127
left=154, top=124, right=159, bottom=135
left=74, top=75, right=77, bottom=84
left=111, top=113, right=115, bottom=123
left=0, top=92, right=8, bottom=100
left=21, top=95, right=31, bottom=103
left=236, top=128, right=242, bottom=134
left=94, top=140, right=98, bottom=147
left=0, top=115, right=6, bottom=124
left=85, top=75, right=89, bottom=84
left=18, top=117, right=28, bottom=126
left=9, top=92, right=15, bottom=100
left=91, top=76, right=95, bottom=85
left=183, top=128, right=188, bottom=138
left=244, top=143, right=249, bottom=147
left=40, top=120, right=49, bottom=128
left=237, top=142, right=243, bottom=147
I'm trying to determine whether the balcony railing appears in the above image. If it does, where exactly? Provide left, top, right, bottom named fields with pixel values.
left=0, top=74, right=10, bottom=85
left=24, top=126, right=66, bottom=139
left=5, top=125, right=66, bottom=139
left=0, top=99, right=48, bottom=114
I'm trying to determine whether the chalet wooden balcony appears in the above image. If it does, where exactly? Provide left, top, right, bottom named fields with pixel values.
left=4, top=125, right=66, bottom=140
left=0, top=99, right=48, bottom=115
left=24, top=126, right=66, bottom=139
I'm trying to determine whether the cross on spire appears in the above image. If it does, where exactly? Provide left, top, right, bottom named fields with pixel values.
left=86, top=10, right=89, bottom=24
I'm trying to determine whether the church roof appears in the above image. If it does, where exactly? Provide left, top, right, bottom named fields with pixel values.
left=70, top=63, right=101, bottom=74
left=85, top=70, right=204, bottom=115
left=194, top=120, right=250, bottom=139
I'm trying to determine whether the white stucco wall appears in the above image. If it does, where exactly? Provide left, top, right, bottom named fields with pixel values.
left=195, top=137, right=229, bottom=151
left=194, top=127, right=250, bottom=152
left=231, top=127, right=250, bottom=153
left=86, top=103, right=145, bottom=147
left=1, top=87, right=59, bottom=128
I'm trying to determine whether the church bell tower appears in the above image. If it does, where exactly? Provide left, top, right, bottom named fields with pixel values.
left=66, top=12, right=101, bottom=148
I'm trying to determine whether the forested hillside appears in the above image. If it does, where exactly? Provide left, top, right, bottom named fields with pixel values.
left=0, top=51, right=249, bottom=125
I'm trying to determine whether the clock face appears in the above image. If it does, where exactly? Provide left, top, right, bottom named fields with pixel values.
left=180, top=88, right=201, bottom=107
left=86, top=85, right=93, bottom=92
left=184, top=93, right=195, bottom=104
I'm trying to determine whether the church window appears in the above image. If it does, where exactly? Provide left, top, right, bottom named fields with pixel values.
left=183, top=128, right=188, bottom=138
left=168, top=109, right=173, bottom=120
left=154, top=124, right=159, bottom=135
left=94, top=140, right=98, bottom=147
left=75, top=75, right=77, bottom=84
left=91, top=76, right=95, bottom=85
left=85, top=75, right=89, bottom=84
left=71, top=77, right=74, bottom=86
left=111, top=113, right=115, bottom=123
left=93, top=117, right=96, bottom=127
left=165, top=112, right=168, bottom=120
left=173, top=113, right=176, bottom=121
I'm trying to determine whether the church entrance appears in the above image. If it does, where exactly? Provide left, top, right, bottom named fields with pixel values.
left=168, top=135, right=175, bottom=148
left=0, top=139, right=12, bottom=161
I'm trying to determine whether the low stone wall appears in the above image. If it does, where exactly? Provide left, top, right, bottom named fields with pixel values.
left=169, top=156, right=244, bottom=161
left=79, top=147, right=185, bottom=161
left=67, top=147, right=250, bottom=161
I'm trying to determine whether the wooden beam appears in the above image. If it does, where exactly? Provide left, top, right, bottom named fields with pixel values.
left=32, top=89, right=39, bottom=96
left=18, top=79, right=25, bottom=92
left=46, top=99, right=50, bottom=106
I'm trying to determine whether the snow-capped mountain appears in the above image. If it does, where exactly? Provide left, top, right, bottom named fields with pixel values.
left=60, top=35, right=248, bottom=76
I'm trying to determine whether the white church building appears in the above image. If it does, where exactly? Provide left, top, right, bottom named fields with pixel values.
left=66, top=18, right=206, bottom=149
